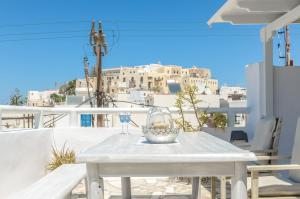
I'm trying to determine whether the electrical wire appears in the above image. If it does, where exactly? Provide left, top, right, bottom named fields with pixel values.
left=0, top=20, right=90, bottom=28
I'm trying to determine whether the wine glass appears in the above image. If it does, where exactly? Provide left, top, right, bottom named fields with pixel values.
left=124, top=112, right=131, bottom=134
left=119, top=113, right=126, bottom=134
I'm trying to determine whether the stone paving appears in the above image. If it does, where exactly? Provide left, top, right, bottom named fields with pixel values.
left=73, top=177, right=219, bottom=199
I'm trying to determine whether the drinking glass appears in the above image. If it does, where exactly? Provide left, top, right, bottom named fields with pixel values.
left=119, top=113, right=126, bottom=134
left=124, top=112, right=131, bottom=134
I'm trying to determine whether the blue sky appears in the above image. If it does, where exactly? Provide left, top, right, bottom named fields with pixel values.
left=0, top=0, right=299, bottom=104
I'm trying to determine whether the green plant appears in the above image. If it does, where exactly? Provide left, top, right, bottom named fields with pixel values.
left=174, top=91, right=194, bottom=132
left=9, top=88, right=26, bottom=105
left=50, top=93, right=66, bottom=104
left=174, top=85, right=208, bottom=131
left=212, top=113, right=227, bottom=129
left=182, top=86, right=202, bottom=129
left=59, top=80, right=76, bottom=96
left=151, top=85, right=161, bottom=93
left=174, top=85, right=228, bottom=132
left=47, top=143, right=76, bottom=171
left=198, top=111, right=209, bottom=127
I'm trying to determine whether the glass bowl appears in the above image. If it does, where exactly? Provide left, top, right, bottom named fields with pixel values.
left=142, top=107, right=179, bottom=144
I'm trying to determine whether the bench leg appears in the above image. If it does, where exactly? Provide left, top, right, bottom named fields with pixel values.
left=220, top=176, right=227, bottom=199
left=87, top=163, right=104, bottom=199
left=192, top=177, right=201, bottom=199
left=121, top=177, right=132, bottom=199
left=211, top=177, right=217, bottom=199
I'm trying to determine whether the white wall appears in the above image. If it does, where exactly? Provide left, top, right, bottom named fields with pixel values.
left=0, top=129, right=52, bottom=198
left=153, top=94, right=220, bottom=108
left=273, top=67, right=300, bottom=156
left=245, top=63, right=263, bottom=140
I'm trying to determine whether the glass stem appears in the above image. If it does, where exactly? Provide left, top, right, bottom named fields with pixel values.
left=122, top=124, right=124, bottom=134
left=127, top=124, right=129, bottom=134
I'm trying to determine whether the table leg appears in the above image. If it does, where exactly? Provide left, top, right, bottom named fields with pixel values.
left=231, top=162, right=247, bottom=199
left=211, top=177, right=217, bottom=199
left=86, top=163, right=104, bottom=199
left=192, top=177, right=201, bottom=199
left=121, top=177, right=132, bottom=199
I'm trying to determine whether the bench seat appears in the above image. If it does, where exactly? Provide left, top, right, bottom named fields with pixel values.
left=7, top=164, right=86, bottom=199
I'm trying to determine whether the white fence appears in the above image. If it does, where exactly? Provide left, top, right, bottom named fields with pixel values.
left=0, top=105, right=248, bottom=131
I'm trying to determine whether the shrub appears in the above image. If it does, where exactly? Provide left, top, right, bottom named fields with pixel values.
left=47, top=143, right=76, bottom=171
left=212, top=113, right=227, bottom=129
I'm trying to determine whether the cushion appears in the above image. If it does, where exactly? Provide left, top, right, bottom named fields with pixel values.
left=250, top=117, right=276, bottom=151
left=289, top=117, right=300, bottom=182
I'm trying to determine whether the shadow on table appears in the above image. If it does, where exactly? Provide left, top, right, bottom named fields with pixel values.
left=108, top=195, right=191, bottom=199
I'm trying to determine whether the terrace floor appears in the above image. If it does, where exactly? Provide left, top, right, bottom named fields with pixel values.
left=73, top=177, right=221, bottom=199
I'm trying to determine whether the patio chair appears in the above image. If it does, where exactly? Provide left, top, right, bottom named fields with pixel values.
left=247, top=117, right=300, bottom=199
left=235, top=117, right=280, bottom=156
left=212, top=117, right=283, bottom=199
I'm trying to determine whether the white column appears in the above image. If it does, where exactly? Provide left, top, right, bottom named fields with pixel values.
left=261, top=29, right=274, bottom=118
left=69, top=111, right=78, bottom=127
left=231, top=162, right=247, bottom=199
left=34, top=110, right=44, bottom=129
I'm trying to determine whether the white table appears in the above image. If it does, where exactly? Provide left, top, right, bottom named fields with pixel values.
left=77, top=131, right=256, bottom=199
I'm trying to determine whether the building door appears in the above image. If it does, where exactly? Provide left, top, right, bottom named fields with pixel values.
left=81, top=114, right=92, bottom=127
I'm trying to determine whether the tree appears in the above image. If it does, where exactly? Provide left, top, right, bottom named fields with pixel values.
left=9, top=88, right=26, bottom=105
left=59, top=80, right=76, bottom=96
left=151, top=85, right=161, bottom=93
left=50, top=93, right=66, bottom=104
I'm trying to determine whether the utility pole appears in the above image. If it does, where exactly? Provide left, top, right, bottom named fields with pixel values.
left=90, top=20, right=108, bottom=127
left=285, top=26, right=293, bottom=66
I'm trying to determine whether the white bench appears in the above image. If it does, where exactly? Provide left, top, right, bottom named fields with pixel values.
left=7, top=164, right=86, bottom=199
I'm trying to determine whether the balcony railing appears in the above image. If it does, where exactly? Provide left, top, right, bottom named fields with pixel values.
left=0, top=105, right=248, bottom=132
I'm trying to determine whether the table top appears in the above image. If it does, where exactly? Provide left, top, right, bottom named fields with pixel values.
left=77, top=131, right=256, bottom=163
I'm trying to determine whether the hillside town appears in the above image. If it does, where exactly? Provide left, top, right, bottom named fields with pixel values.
left=26, top=64, right=246, bottom=108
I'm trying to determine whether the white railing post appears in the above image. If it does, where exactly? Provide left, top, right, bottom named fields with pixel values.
left=34, top=110, right=44, bottom=129
left=69, top=111, right=78, bottom=127
left=112, top=113, right=117, bottom=128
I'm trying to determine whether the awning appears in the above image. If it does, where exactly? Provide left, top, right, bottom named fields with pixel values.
left=208, top=0, right=300, bottom=26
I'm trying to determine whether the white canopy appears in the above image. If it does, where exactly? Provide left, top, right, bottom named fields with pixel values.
left=208, top=0, right=300, bottom=26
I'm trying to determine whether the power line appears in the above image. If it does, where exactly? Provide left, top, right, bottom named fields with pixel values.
left=0, top=35, right=86, bottom=43
left=0, top=19, right=203, bottom=28
left=0, top=28, right=265, bottom=37
left=0, top=20, right=90, bottom=28
left=0, top=30, right=88, bottom=37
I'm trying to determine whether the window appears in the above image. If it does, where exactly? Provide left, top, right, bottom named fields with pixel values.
left=123, top=78, right=126, bottom=82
